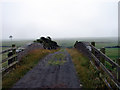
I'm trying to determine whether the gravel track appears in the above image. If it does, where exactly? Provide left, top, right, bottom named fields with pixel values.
left=12, top=49, right=81, bottom=88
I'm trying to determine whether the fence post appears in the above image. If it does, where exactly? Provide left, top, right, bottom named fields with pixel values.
left=8, top=44, right=16, bottom=65
left=12, top=44, right=16, bottom=54
left=117, top=58, right=120, bottom=82
left=91, top=42, right=95, bottom=46
left=100, top=47, right=105, bottom=65
left=12, top=44, right=16, bottom=62
left=91, top=42, right=95, bottom=54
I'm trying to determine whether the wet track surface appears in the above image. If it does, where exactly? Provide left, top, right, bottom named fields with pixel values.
left=13, top=49, right=81, bottom=88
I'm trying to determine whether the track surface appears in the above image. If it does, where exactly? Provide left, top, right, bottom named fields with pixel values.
left=13, top=49, right=81, bottom=88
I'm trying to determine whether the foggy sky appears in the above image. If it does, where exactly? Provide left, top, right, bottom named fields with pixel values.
left=1, top=0, right=119, bottom=40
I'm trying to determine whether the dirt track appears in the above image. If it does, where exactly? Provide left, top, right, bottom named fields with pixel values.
left=12, top=49, right=81, bottom=88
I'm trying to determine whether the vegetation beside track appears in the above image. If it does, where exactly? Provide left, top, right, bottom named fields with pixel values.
left=67, top=48, right=106, bottom=88
left=2, top=49, right=59, bottom=89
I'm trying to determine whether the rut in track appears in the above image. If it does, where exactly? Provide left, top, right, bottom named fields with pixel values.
left=13, top=49, right=81, bottom=88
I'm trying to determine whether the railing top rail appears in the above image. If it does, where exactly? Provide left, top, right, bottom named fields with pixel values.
left=90, top=44, right=120, bottom=69
left=2, top=54, right=17, bottom=63
left=0, top=47, right=16, bottom=54
left=91, top=53, right=120, bottom=88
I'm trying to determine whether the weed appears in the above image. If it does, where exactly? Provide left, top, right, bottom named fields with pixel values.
left=2, top=49, right=59, bottom=89
left=67, top=48, right=105, bottom=88
left=48, top=60, right=66, bottom=66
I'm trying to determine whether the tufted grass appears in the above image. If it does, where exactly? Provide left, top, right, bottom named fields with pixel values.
left=47, top=50, right=66, bottom=66
left=48, top=60, right=66, bottom=66
left=2, top=49, right=59, bottom=89
left=67, top=48, right=106, bottom=88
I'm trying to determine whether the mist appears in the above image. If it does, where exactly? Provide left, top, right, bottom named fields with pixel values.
left=1, top=0, right=118, bottom=40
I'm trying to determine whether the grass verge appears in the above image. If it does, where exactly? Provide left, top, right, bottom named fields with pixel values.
left=2, top=49, right=59, bottom=89
left=67, top=48, right=106, bottom=88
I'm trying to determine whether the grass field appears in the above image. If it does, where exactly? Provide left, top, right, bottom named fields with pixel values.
left=106, top=48, right=119, bottom=60
left=1, top=38, right=119, bottom=72
left=55, top=37, right=119, bottom=72
left=95, top=42, right=119, bottom=60
left=55, top=37, right=118, bottom=48
left=2, top=40, right=33, bottom=46
left=2, top=38, right=119, bottom=61
left=2, top=40, right=33, bottom=51
left=55, top=37, right=119, bottom=61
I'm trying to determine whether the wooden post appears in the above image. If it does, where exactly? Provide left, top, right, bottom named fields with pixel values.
left=100, top=47, right=105, bottom=54
left=99, top=47, right=105, bottom=77
left=12, top=44, right=16, bottom=62
left=8, top=44, right=16, bottom=65
left=91, top=42, right=95, bottom=46
left=100, top=47, right=105, bottom=65
left=91, top=42, right=95, bottom=54
left=12, top=44, right=16, bottom=54
left=117, top=58, right=120, bottom=82
left=74, top=41, right=78, bottom=48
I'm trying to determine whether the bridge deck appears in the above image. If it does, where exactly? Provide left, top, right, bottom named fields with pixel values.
left=12, top=49, right=81, bottom=88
